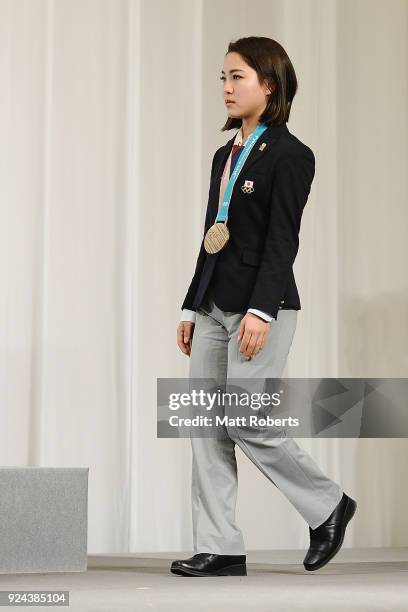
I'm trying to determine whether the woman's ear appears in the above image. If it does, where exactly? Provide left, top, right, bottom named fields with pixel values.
left=264, top=79, right=275, bottom=97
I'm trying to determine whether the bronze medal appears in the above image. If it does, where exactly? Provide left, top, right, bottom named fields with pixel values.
left=203, top=123, right=268, bottom=255
left=204, top=221, right=230, bottom=254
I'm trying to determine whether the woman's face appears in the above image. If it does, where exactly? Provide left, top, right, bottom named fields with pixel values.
left=220, top=52, right=272, bottom=120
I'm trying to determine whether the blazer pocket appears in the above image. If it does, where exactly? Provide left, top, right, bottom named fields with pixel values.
left=241, top=247, right=263, bottom=267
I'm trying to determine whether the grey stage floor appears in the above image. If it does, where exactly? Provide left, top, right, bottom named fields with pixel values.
left=0, top=548, right=407, bottom=611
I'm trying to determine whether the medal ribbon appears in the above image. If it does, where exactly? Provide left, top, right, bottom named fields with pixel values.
left=215, top=122, right=268, bottom=222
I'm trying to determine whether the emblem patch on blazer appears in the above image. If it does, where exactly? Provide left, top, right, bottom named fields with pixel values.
left=241, top=179, right=254, bottom=194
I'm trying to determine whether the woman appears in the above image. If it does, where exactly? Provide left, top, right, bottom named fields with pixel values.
left=172, top=36, right=357, bottom=577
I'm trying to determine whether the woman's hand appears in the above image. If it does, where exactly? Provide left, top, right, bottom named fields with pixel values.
left=237, top=313, right=270, bottom=359
left=177, top=321, right=195, bottom=356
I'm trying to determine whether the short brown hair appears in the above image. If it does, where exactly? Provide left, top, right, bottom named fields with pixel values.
left=221, top=36, right=298, bottom=131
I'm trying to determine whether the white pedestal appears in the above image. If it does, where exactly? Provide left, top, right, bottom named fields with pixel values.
left=0, top=467, right=89, bottom=574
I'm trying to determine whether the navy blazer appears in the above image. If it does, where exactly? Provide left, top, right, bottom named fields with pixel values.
left=181, top=122, right=315, bottom=320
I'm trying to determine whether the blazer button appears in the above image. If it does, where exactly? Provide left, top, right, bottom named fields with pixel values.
left=280, top=300, right=285, bottom=303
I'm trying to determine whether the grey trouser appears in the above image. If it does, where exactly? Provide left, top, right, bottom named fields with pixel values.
left=189, top=294, right=343, bottom=555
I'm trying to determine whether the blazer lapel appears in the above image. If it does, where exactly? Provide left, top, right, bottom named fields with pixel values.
left=213, top=136, right=235, bottom=184
left=213, top=122, right=289, bottom=186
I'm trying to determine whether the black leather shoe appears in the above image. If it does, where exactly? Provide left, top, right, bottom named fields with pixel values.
left=171, top=553, right=247, bottom=577
left=303, top=492, right=357, bottom=571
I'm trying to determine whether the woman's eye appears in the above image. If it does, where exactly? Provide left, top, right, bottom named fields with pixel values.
left=219, top=76, right=241, bottom=81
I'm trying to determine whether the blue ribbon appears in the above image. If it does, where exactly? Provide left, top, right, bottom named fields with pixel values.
left=216, top=122, right=268, bottom=222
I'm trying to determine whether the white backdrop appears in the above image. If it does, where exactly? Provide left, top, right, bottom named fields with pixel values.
left=0, top=0, right=407, bottom=554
